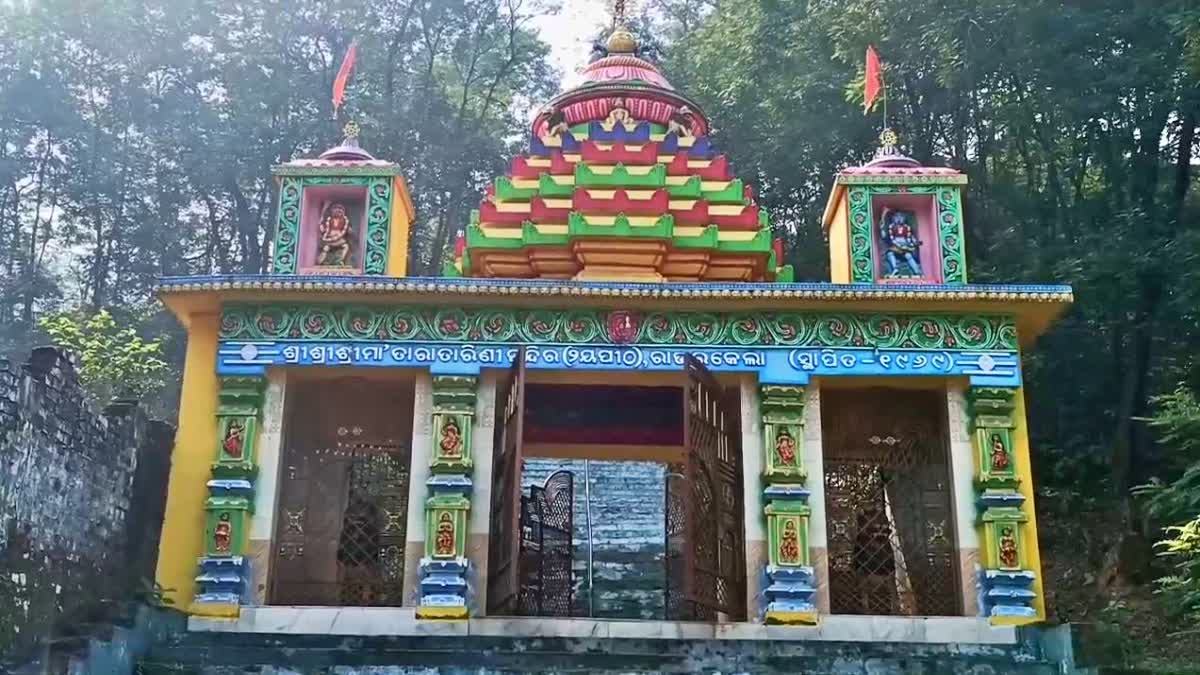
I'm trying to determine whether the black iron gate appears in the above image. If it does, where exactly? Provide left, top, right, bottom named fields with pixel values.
left=518, top=470, right=575, bottom=616
left=821, top=388, right=960, bottom=616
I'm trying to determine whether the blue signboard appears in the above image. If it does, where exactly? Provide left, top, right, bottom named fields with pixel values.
left=217, top=340, right=1020, bottom=386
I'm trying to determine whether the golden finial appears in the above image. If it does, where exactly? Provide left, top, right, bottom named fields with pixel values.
left=607, top=0, right=638, bottom=54
left=343, top=120, right=361, bottom=140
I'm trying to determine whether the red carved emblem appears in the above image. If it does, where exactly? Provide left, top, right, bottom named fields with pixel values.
left=606, top=311, right=640, bottom=344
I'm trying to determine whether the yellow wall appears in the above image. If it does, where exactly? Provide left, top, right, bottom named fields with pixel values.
left=155, top=313, right=220, bottom=608
left=827, top=195, right=850, bottom=283
left=387, top=176, right=416, bottom=277
left=1011, top=386, right=1046, bottom=622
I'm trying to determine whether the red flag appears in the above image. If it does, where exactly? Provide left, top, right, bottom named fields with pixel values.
left=864, top=45, right=882, bottom=114
left=332, top=41, right=358, bottom=112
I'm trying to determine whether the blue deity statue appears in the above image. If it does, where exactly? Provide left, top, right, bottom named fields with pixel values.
left=879, top=208, right=923, bottom=278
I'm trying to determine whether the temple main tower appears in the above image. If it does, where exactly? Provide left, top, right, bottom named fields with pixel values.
left=448, top=25, right=790, bottom=283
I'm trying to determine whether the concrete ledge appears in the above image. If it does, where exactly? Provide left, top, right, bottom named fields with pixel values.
left=188, top=608, right=1018, bottom=645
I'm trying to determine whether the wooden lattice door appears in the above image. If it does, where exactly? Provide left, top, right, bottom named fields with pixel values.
left=821, top=388, right=960, bottom=616
left=270, top=378, right=411, bottom=606
left=666, top=356, right=746, bottom=621
left=486, top=349, right=526, bottom=615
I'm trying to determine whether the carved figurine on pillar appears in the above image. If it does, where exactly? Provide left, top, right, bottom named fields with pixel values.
left=990, top=433, right=1010, bottom=471
left=998, top=526, right=1020, bottom=569
left=317, top=202, right=353, bottom=267
left=779, top=519, right=801, bottom=564
left=214, top=513, right=232, bottom=553
left=880, top=208, right=922, bottom=278
left=775, top=428, right=798, bottom=467
left=222, top=419, right=245, bottom=459
left=435, top=512, right=456, bottom=557
left=440, top=417, right=462, bottom=458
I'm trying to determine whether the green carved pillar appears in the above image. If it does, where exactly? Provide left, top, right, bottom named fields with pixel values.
left=418, top=374, right=478, bottom=620
left=760, top=384, right=817, bottom=625
left=193, top=375, right=266, bottom=615
left=968, top=387, right=1035, bottom=620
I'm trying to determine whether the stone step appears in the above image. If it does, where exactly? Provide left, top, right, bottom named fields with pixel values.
left=141, top=633, right=1060, bottom=675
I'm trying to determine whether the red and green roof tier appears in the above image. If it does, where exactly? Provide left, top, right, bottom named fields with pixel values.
left=447, top=121, right=792, bottom=283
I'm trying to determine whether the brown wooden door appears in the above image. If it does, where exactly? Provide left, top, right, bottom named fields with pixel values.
left=670, top=356, right=747, bottom=620
left=486, top=349, right=526, bottom=615
left=270, top=378, right=412, bottom=606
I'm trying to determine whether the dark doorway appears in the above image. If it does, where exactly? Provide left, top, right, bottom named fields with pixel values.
left=487, top=356, right=747, bottom=621
left=821, top=387, right=960, bottom=616
left=270, top=376, right=413, bottom=606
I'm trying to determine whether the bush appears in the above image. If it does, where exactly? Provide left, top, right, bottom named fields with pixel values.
left=37, top=309, right=168, bottom=402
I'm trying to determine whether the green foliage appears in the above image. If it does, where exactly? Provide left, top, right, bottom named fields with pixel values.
left=1138, top=388, right=1200, bottom=525
left=37, top=310, right=167, bottom=401
left=1154, top=516, right=1200, bottom=629
left=1138, top=387, right=1200, bottom=627
left=662, top=0, right=1200, bottom=499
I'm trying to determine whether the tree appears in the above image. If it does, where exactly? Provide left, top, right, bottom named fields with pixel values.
left=38, top=309, right=168, bottom=402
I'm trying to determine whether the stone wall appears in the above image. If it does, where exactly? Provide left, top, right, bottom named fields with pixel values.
left=0, top=347, right=173, bottom=666
left=523, top=459, right=666, bottom=619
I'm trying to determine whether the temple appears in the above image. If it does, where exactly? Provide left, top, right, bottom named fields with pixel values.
left=154, top=20, right=1071, bottom=647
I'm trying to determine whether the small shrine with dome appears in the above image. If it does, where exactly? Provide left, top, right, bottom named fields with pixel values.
left=151, top=13, right=1072, bottom=645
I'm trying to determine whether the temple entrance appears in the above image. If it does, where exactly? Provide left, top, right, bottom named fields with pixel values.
left=821, top=387, right=960, bottom=617
left=269, top=375, right=414, bottom=606
left=486, top=356, right=746, bottom=621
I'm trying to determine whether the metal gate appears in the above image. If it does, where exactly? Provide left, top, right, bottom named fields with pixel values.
left=517, top=470, right=575, bottom=617
left=821, top=388, right=959, bottom=616
left=486, top=349, right=526, bottom=615
left=270, top=378, right=411, bottom=606
left=664, top=356, right=746, bottom=621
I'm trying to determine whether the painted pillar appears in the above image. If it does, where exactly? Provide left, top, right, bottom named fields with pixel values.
left=403, top=372, right=434, bottom=604
left=967, top=386, right=1039, bottom=623
left=247, top=369, right=288, bottom=605
left=468, top=371, right=498, bottom=613
left=739, top=376, right=766, bottom=618
left=801, top=386, right=830, bottom=614
left=760, top=384, right=817, bottom=625
left=192, top=375, right=267, bottom=617
left=155, top=313, right=219, bottom=609
left=946, top=385, right=983, bottom=616
left=416, top=373, right=478, bottom=620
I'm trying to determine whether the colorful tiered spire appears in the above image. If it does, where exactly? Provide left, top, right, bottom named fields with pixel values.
left=448, top=19, right=790, bottom=283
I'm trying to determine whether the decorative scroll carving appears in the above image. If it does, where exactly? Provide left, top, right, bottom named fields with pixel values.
left=221, top=304, right=1017, bottom=352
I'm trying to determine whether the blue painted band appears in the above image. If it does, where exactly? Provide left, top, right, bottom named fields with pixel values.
left=218, top=340, right=1020, bottom=387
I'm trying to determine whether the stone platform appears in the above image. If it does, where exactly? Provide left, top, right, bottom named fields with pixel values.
left=189, top=608, right=1020, bottom=645
left=128, top=609, right=1072, bottom=674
